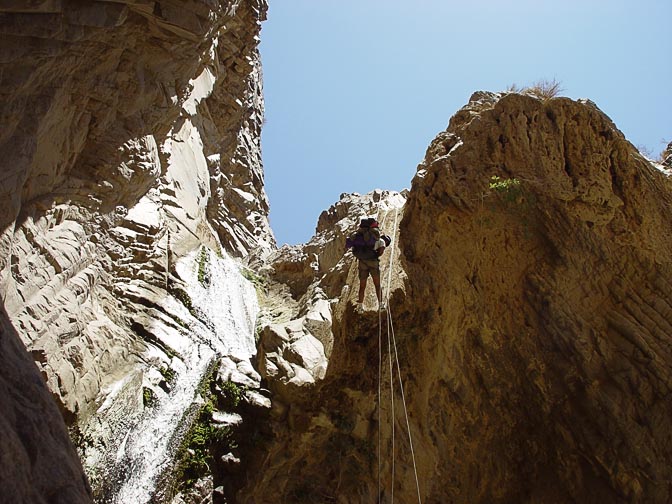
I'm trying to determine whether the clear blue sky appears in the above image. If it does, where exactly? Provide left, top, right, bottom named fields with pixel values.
left=259, top=0, right=671, bottom=246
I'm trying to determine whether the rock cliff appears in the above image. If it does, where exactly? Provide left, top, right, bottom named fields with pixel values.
left=0, top=1, right=272, bottom=501
left=2, top=3, right=672, bottom=503
left=240, top=92, right=672, bottom=504
left=397, top=92, right=672, bottom=503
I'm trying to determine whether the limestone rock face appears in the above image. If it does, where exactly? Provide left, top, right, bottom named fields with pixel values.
left=267, top=190, right=407, bottom=298
left=396, top=92, right=672, bottom=503
left=240, top=94, right=672, bottom=503
left=256, top=190, right=407, bottom=409
left=0, top=0, right=272, bottom=500
left=241, top=190, right=408, bottom=503
left=0, top=305, right=93, bottom=503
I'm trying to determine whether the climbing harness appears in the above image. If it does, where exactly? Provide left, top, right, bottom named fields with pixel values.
left=374, top=207, right=422, bottom=504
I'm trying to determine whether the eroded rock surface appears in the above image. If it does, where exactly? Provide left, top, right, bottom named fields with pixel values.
left=0, top=0, right=272, bottom=500
left=395, top=91, right=672, bottom=503
left=0, top=304, right=93, bottom=503
left=241, top=93, right=672, bottom=504
left=241, top=190, right=408, bottom=503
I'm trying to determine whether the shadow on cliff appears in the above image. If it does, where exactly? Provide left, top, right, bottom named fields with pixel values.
left=0, top=298, right=92, bottom=503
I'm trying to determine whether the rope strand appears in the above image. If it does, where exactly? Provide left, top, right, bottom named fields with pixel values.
left=372, top=205, right=422, bottom=504
left=388, top=305, right=422, bottom=504
left=386, top=209, right=398, bottom=503
left=376, top=206, right=389, bottom=504
left=377, top=301, right=382, bottom=503
left=387, top=302, right=395, bottom=502
left=384, top=207, right=422, bottom=504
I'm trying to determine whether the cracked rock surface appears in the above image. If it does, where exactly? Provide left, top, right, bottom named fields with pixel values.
left=0, top=1, right=271, bottom=501
left=239, top=93, right=672, bottom=504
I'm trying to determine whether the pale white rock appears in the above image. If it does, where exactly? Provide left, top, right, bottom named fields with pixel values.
left=221, top=453, right=241, bottom=465
left=125, top=192, right=162, bottom=230
left=285, top=317, right=306, bottom=337
left=303, top=298, right=333, bottom=357
left=237, top=359, right=262, bottom=383
left=217, top=357, right=239, bottom=380
left=183, top=67, right=216, bottom=116
left=287, top=364, right=315, bottom=387
left=285, top=334, right=327, bottom=381
left=211, top=411, right=243, bottom=427
left=245, top=389, right=271, bottom=409
left=260, top=357, right=279, bottom=379
left=219, top=367, right=258, bottom=389
left=163, top=118, right=210, bottom=222
left=261, top=324, right=290, bottom=351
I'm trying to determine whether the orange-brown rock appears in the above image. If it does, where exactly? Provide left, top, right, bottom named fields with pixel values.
left=397, top=91, right=672, bottom=503
left=242, top=92, right=672, bottom=504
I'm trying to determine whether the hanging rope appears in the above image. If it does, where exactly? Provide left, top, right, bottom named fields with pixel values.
left=385, top=209, right=398, bottom=502
left=381, top=206, right=422, bottom=504
left=377, top=294, right=383, bottom=504
left=384, top=209, right=398, bottom=304
left=363, top=204, right=422, bottom=503
left=387, top=296, right=395, bottom=502
left=375, top=206, right=387, bottom=504
left=387, top=305, right=422, bottom=504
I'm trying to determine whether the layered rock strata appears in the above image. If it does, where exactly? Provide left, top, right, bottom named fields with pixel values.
left=397, top=91, right=672, bottom=503
left=241, top=93, right=672, bottom=504
left=244, top=190, right=409, bottom=503
left=0, top=304, right=93, bottom=503
left=0, top=0, right=272, bottom=501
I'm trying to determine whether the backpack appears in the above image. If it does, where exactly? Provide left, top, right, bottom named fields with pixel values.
left=347, top=218, right=380, bottom=260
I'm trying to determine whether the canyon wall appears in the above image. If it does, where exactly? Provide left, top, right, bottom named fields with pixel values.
left=0, top=1, right=272, bottom=501
left=2, top=2, right=672, bottom=502
left=396, top=92, right=672, bottom=503
left=243, top=93, right=672, bottom=504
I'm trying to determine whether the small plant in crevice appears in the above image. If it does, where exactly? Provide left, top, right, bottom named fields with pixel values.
left=159, top=365, right=176, bottom=386
left=487, top=175, right=538, bottom=239
left=489, top=175, right=523, bottom=203
left=220, top=380, right=246, bottom=409
left=187, top=409, right=234, bottom=478
left=241, top=267, right=267, bottom=299
left=170, top=286, right=194, bottom=313
left=171, top=363, right=241, bottom=494
left=168, top=283, right=215, bottom=333
left=173, top=399, right=237, bottom=490
left=143, top=387, right=158, bottom=408
left=168, top=314, right=189, bottom=330
left=197, top=246, right=210, bottom=287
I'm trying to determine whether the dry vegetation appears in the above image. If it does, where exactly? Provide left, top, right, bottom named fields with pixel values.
left=506, top=78, right=564, bottom=100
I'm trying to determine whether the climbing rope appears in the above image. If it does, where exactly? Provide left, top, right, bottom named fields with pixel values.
left=385, top=209, right=398, bottom=503
left=375, top=206, right=385, bottom=504
left=387, top=298, right=395, bottom=503
left=377, top=292, right=383, bottom=504
left=376, top=206, right=389, bottom=504
left=387, top=305, right=422, bottom=504
left=378, top=206, right=422, bottom=504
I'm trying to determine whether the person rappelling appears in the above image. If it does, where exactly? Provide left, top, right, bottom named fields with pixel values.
left=345, top=217, right=392, bottom=313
